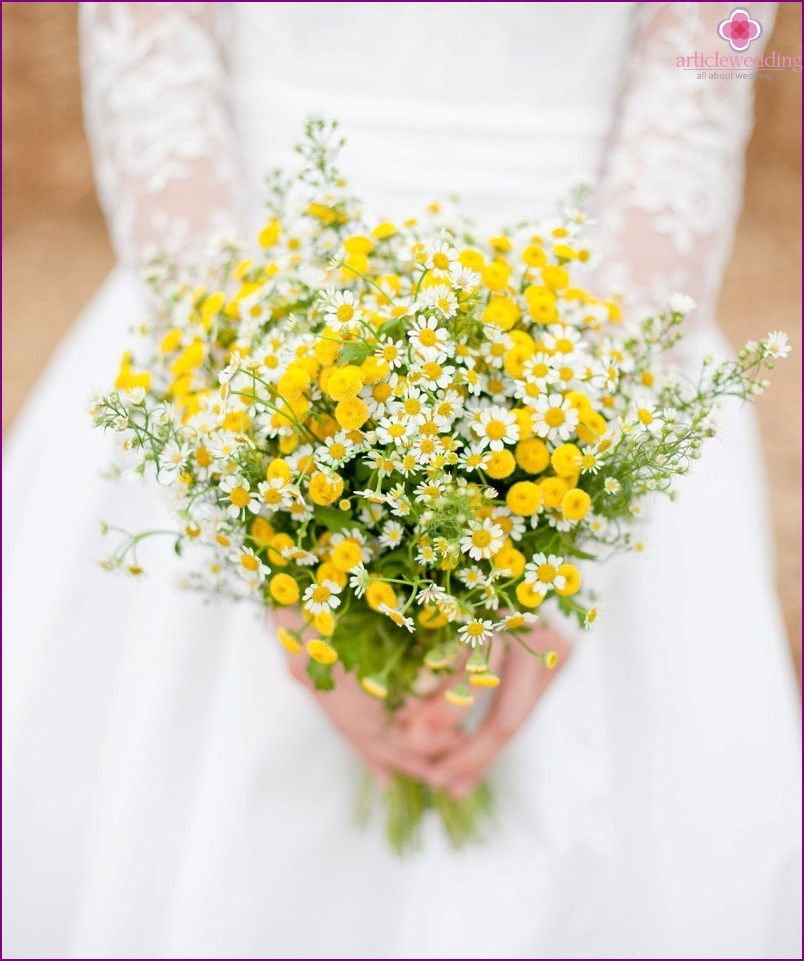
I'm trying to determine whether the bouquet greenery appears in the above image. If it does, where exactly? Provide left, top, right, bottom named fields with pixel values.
left=93, top=120, right=788, bottom=851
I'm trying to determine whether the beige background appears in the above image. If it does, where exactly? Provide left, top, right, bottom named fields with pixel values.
left=2, top=2, right=801, bottom=674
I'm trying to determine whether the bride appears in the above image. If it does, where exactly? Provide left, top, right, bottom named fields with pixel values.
left=4, top=3, right=800, bottom=958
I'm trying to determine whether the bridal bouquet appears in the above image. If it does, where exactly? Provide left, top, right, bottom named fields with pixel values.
left=93, top=120, right=788, bottom=851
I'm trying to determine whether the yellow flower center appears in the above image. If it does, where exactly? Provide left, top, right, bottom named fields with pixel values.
left=537, top=563, right=557, bottom=583
left=229, top=487, right=250, bottom=508
left=418, top=328, right=438, bottom=347
left=241, top=554, right=259, bottom=571
left=382, top=345, right=399, bottom=361
left=545, top=408, right=565, bottom=427
left=311, top=585, right=331, bottom=604
left=485, top=419, right=507, bottom=440
left=336, top=303, right=355, bottom=323
left=422, top=361, right=443, bottom=380
left=388, top=423, right=406, bottom=438
left=404, top=398, right=422, bottom=415
left=329, top=443, right=346, bottom=459
left=466, top=623, right=486, bottom=638
left=555, top=337, right=574, bottom=354
left=472, top=529, right=493, bottom=548
left=432, top=252, right=450, bottom=270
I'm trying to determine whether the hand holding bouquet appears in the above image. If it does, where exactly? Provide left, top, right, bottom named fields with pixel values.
left=93, top=120, right=789, bottom=851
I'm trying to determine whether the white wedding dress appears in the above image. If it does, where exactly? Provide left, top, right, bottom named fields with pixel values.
left=3, top=3, right=801, bottom=959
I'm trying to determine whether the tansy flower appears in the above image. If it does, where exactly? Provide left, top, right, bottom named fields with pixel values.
left=460, top=519, right=505, bottom=561
left=269, top=572, right=300, bottom=605
left=470, top=672, right=501, bottom=688
left=561, top=488, right=591, bottom=521
left=307, top=639, right=338, bottom=665
left=302, top=579, right=342, bottom=615
left=276, top=627, right=302, bottom=654
left=506, top=481, right=543, bottom=517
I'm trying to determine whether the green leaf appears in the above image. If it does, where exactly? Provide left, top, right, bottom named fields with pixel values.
left=312, top=506, right=358, bottom=534
left=337, top=343, right=373, bottom=365
left=306, top=659, right=334, bottom=691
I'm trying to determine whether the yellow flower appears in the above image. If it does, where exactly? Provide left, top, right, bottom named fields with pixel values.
left=324, top=365, right=363, bottom=401
left=544, top=651, right=560, bottom=669
left=266, top=458, right=292, bottom=484
left=522, top=244, right=547, bottom=267
left=418, top=606, right=449, bottom=629
left=492, top=545, right=526, bottom=578
left=269, top=573, right=300, bottom=605
left=551, top=443, right=582, bottom=478
left=445, top=685, right=474, bottom=707
left=170, top=340, right=205, bottom=377
left=516, top=581, right=546, bottom=609
left=277, top=366, right=310, bottom=401
left=258, top=219, right=281, bottom=248
left=243, top=514, right=271, bottom=546
left=470, top=673, right=501, bottom=688
left=459, top=248, right=485, bottom=270
left=541, top=265, right=570, bottom=290
left=344, top=234, right=374, bottom=255
left=480, top=261, right=511, bottom=292
left=506, top=481, right=543, bottom=516
left=313, top=611, right=336, bottom=636
left=515, top=437, right=550, bottom=474
left=160, top=328, right=182, bottom=353
left=331, top=539, right=363, bottom=573
left=561, top=488, right=591, bottom=521
left=361, top=675, right=389, bottom=699
left=366, top=579, right=398, bottom=612
left=308, top=472, right=344, bottom=506
left=576, top=410, right=608, bottom=445
left=335, top=397, right=370, bottom=430
left=267, top=532, right=294, bottom=566
left=539, top=476, right=569, bottom=509
left=359, top=356, right=390, bottom=385
left=373, top=222, right=398, bottom=240
left=307, top=639, right=338, bottom=665
left=277, top=627, right=302, bottom=654
left=556, top=563, right=581, bottom=596
left=115, top=351, right=151, bottom=391
left=485, top=449, right=516, bottom=479
left=482, top=297, right=520, bottom=331
left=316, top=562, right=348, bottom=589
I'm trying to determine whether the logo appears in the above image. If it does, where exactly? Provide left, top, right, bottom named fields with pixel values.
left=718, top=8, right=763, bottom=52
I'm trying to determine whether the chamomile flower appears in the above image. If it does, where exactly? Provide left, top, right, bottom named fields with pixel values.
left=524, top=553, right=566, bottom=593
left=461, top=519, right=505, bottom=561
left=472, top=406, right=519, bottom=451
left=531, top=393, right=579, bottom=442
left=378, top=603, right=415, bottom=633
left=458, top=618, right=494, bottom=647
left=426, top=235, right=459, bottom=276
left=302, top=579, right=342, bottom=615
left=322, top=289, right=364, bottom=331
left=379, top=520, right=405, bottom=549
left=219, top=475, right=261, bottom=516
left=420, top=285, right=459, bottom=319
left=408, top=316, right=451, bottom=360
left=764, top=331, right=791, bottom=359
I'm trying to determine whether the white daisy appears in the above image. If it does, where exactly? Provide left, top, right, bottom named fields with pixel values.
left=531, top=393, right=579, bottom=442
left=302, top=579, right=342, bottom=615
left=472, top=406, right=519, bottom=451
left=764, top=330, right=791, bottom=359
left=458, top=619, right=495, bottom=647
left=322, top=289, right=364, bottom=331
left=524, top=553, right=566, bottom=593
left=408, top=315, right=451, bottom=360
left=460, top=518, right=505, bottom=561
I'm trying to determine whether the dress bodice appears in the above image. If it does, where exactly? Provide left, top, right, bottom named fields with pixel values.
left=228, top=2, right=637, bottom=223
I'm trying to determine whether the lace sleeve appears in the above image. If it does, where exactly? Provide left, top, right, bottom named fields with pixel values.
left=596, top=2, right=776, bottom=323
left=79, top=1, right=242, bottom=270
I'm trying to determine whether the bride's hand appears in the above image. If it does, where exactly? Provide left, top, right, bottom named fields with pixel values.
left=418, top=625, right=573, bottom=798
left=271, top=609, right=462, bottom=784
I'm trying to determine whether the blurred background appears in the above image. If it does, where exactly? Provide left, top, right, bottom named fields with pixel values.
left=2, top=2, right=801, bottom=674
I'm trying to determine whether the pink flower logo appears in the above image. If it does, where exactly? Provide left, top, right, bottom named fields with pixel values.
left=718, top=7, right=763, bottom=52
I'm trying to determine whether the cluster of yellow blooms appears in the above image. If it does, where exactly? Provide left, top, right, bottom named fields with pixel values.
left=97, top=121, right=787, bottom=710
